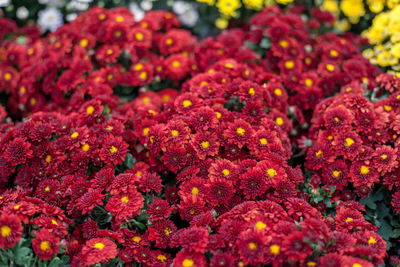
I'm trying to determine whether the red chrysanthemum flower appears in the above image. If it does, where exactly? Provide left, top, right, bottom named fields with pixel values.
left=3, top=138, right=33, bottom=166
left=148, top=220, right=177, bottom=249
left=323, top=106, right=354, bottom=130
left=208, top=159, right=239, bottom=182
left=372, top=145, right=398, bottom=174
left=223, top=119, right=254, bottom=148
left=0, top=214, right=23, bottom=249
left=105, top=189, right=144, bottom=224
left=282, top=231, right=313, bottom=263
left=206, top=179, right=234, bottom=206
left=75, top=189, right=105, bottom=215
left=99, top=135, right=129, bottom=166
left=236, top=229, right=266, bottom=266
left=147, top=198, right=172, bottom=221
left=391, top=190, right=400, bottom=213
left=173, top=226, right=209, bottom=253
left=172, top=250, right=208, bottom=267
left=191, top=131, right=220, bottom=160
left=239, top=169, right=269, bottom=199
left=348, top=161, right=379, bottom=187
left=81, top=238, right=118, bottom=266
left=32, top=229, right=60, bottom=260
left=210, top=251, right=235, bottom=267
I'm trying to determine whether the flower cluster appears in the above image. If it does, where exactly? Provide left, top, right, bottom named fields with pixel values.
left=197, top=0, right=294, bottom=29
left=321, top=0, right=400, bottom=31
left=0, top=3, right=397, bottom=266
left=0, top=7, right=197, bottom=117
left=362, top=5, right=400, bottom=72
left=305, top=74, right=400, bottom=213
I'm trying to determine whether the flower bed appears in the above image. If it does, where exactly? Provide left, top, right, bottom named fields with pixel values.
left=0, top=4, right=399, bottom=267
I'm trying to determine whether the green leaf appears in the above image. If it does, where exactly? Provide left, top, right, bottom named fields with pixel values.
left=360, top=197, right=377, bottom=210
left=14, top=247, right=31, bottom=265
left=378, top=220, right=394, bottom=241
left=125, top=153, right=136, bottom=169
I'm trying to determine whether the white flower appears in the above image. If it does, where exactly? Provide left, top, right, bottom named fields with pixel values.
left=68, top=0, right=89, bottom=11
left=140, top=0, right=153, bottom=11
left=0, top=0, right=10, bottom=7
left=129, top=2, right=144, bottom=21
left=16, top=6, right=29, bottom=20
left=172, top=1, right=191, bottom=15
left=179, top=8, right=199, bottom=27
left=66, top=13, right=77, bottom=22
left=38, top=7, right=63, bottom=32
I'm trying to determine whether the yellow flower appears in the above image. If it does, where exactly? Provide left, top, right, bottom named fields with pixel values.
left=216, top=0, right=242, bottom=17
left=390, top=43, right=400, bottom=58
left=215, top=17, right=229, bottom=29
left=340, top=0, right=365, bottom=23
left=322, top=0, right=340, bottom=14
left=334, top=18, right=351, bottom=32
left=367, top=0, right=385, bottom=13
left=243, top=0, right=264, bottom=10
left=197, top=0, right=216, bottom=4
left=276, top=0, right=294, bottom=4
left=387, top=0, right=400, bottom=9
left=377, top=50, right=399, bottom=67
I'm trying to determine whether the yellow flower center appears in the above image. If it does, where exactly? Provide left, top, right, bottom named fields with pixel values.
left=284, top=60, right=295, bottom=69
left=0, top=226, right=11, bottom=237
left=132, top=236, right=141, bottom=242
left=270, top=244, right=280, bottom=255
left=259, top=138, right=268, bottom=145
left=332, top=170, right=341, bottom=178
left=165, top=38, right=173, bottom=45
left=222, top=169, right=230, bottom=176
left=157, top=254, right=167, bottom=262
left=236, top=127, right=245, bottom=135
left=139, top=71, right=148, bottom=80
left=384, top=105, right=392, bottom=111
left=115, top=15, right=124, bottom=22
left=201, top=141, right=210, bottom=149
left=164, top=228, right=171, bottom=236
left=326, top=64, right=335, bottom=72
left=109, top=145, right=118, bottom=154
left=82, top=144, right=90, bottom=152
left=121, top=196, right=129, bottom=204
left=51, top=220, right=58, bottom=225
left=248, top=242, right=257, bottom=250
left=70, top=132, right=79, bottom=139
left=4, top=73, right=12, bottom=81
left=345, top=217, right=353, bottom=222
left=255, top=221, right=267, bottom=230
left=79, top=39, right=89, bottom=48
left=44, top=186, right=51, bottom=192
left=182, top=100, right=192, bottom=108
left=380, top=154, right=388, bottom=159
left=40, top=241, right=51, bottom=251
left=368, top=236, right=377, bottom=245
left=45, top=155, right=52, bottom=163
left=275, top=117, right=284, bottom=125
left=172, top=60, right=181, bottom=68
left=86, top=106, right=95, bottom=115
left=191, top=187, right=199, bottom=195
left=182, top=259, right=194, bottom=267
left=344, top=137, right=355, bottom=147
left=315, top=150, right=323, bottom=158
left=330, top=50, right=339, bottom=57
left=143, top=128, right=150, bottom=136
left=135, top=32, right=144, bottom=41
left=279, top=40, right=289, bottom=48
left=93, top=242, right=105, bottom=250
left=267, top=168, right=277, bottom=178
left=274, top=88, right=282, bottom=96
left=360, top=166, right=370, bottom=175
left=106, top=49, right=113, bottom=55
left=171, top=130, right=179, bottom=137
left=248, top=87, right=255, bottom=96
left=305, top=78, right=313, bottom=87
left=353, top=264, right=363, bottom=267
